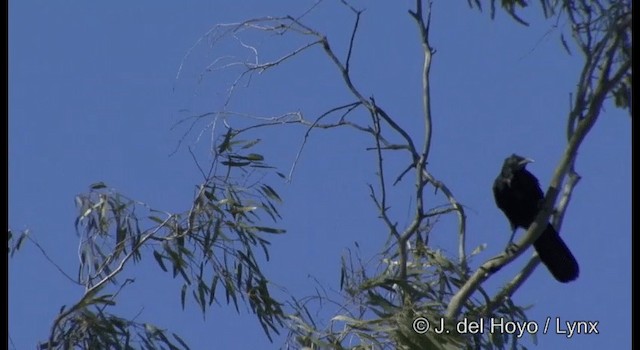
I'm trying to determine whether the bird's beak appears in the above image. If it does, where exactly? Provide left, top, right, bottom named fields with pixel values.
left=519, top=158, right=534, bottom=166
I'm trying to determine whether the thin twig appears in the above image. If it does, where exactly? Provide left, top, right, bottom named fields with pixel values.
left=287, top=102, right=363, bottom=181
left=27, top=235, right=80, bottom=285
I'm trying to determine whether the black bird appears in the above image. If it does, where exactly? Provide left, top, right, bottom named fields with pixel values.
left=493, top=154, right=579, bottom=283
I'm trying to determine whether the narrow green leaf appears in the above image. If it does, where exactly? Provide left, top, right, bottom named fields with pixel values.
left=153, top=251, right=168, bottom=272
left=560, top=33, right=572, bottom=55
left=252, top=226, right=286, bottom=234
left=90, top=182, right=107, bottom=189
left=470, top=243, right=487, bottom=257
left=340, top=257, right=346, bottom=291
left=260, top=185, right=282, bottom=202
left=180, top=283, right=187, bottom=310
left=249, top=164, right=275, bottom=169
left=236, top=262, right=243, bottom=288
left=245, top=153, right=264, bottom=161
left=208, top=276, right=219, bottom=306
left=240, top=138, right=261, bottom=149
left=221, top=160, right=251, bottom=167
left=148, top=216, right=166, bottom=224
left=197, top=280, right=206, bottom=314
left=14, top=230, right=29, bottom=253
left=217, top=129, right=234, bottom=153
left=172, top=333, right=190, bottom=350
left=235, top=205, right=258, bottom=213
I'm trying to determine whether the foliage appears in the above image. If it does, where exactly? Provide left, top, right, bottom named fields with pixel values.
left=10, top=0, right=630, bottom=349
left=35, top=131, right=286, bottom=349
left=468, top=0, right=631, bottom=114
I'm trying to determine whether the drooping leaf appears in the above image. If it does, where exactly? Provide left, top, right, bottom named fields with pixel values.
left=260, top=185, right=282, bottom=202
left=221, top=160, right=251, bottom=167
left=172, top=333, right=190, bottom=350
left=90, top=182, right=108, bottom=190
left=180, top=283, right=187, bottom=310
left=153, top=251, right=168, bottom=272
left=252, top=226, right=286, bottom=234
left=240, top=138, right=262, bottom=149
left=217, top=129, right=235, bottom=153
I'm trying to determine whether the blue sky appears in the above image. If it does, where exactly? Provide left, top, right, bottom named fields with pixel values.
left=9, top=1, right=630, bottom=349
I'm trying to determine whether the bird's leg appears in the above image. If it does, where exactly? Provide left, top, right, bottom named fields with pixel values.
left=504, top=228, right=519, bottom=254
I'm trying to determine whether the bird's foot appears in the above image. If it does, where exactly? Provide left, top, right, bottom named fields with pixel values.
left=504, top=242, right=519, bottom=255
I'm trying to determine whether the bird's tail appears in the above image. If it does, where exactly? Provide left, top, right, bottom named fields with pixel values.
left=533, top=224, right=580, bottom=283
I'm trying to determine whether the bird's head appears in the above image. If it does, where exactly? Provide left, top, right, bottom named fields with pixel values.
left=505, top=153, right=534, bottom=171
left=500, top=154, right=534, bottom=181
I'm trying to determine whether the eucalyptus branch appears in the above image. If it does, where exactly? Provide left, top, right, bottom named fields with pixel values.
left=370, top=104, right=388, bottom=218
left=447, top=14, right=630, bottom=318
left=409, top=0, right=435, bottom=162
left=288, top=102, right=364, bottom=181
left=318, top=24, right=430, bottom=284
left=483, top=165, right=580, bottom=317
left=447, top=82, right=618, bottom=319
left=409, top=1, right=469, bottom=270
left=27, top=235, right=79, bottom=285
left=309, top=15, right=419, bottom=160
left=392, top=162, right=415, bottom=186
left=368, top=185, right=401, bottom=244
left=421, top=170, right=468, bottom=266
left=344, top=6, right=362, bottom=74
left=46, top=215, right=174, bottom=349
left=446, top=208, right=550, bottom=320
left=371, top=106, right=420, bottom=161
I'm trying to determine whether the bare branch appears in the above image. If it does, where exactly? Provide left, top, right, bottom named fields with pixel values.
left=370, top=101, right=388, bottom=216
left=421, top=170, right=467, bottom=266
left=27, top=235, right=80, bottom=286
left=287, top=102, right=363, bottom=181
left=344, top=8, right=363, bottom=74
left=409, top=0, right=435, bottom=162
